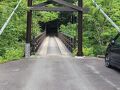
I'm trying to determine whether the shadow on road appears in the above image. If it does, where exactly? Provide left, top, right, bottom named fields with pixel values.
left=110, top=67, right=120, bottom=73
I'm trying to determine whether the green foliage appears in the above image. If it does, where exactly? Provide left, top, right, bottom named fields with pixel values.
left=3, top=45, right=24, bottom=61
left=82, top=0, right=119, bottom=56
left=0, top=0, right=59, bottom=62
left=38, top=12, right=59, bottom=23
left=60, top=23, right=77, bottom=37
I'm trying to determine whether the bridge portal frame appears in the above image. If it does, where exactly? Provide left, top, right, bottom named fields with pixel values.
left=26, top=0, right=83, bottom=57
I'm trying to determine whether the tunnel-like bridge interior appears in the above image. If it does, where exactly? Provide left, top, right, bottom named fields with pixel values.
left=39, top=19, right=60, bottom=36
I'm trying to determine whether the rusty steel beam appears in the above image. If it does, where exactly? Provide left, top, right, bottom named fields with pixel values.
left=30, top=7, right=78, bottom=12
left=26, top=0, right=32, bottom=43
left=26, top=0, right=32, bottom=57
left=77, top=0, right=83, bottom=56
left=49, top=0, right=82, bottom=11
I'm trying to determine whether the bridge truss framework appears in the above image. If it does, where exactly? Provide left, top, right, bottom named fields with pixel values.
left=26, top=0, right=83, bottom=57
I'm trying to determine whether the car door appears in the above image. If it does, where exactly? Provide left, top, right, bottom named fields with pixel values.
left=110, top=36, right=120, bottom=66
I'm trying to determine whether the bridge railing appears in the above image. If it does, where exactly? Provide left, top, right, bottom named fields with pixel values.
left=31, top=32, right=46, bottom=54
left=58, top=32, right=77, bottom=52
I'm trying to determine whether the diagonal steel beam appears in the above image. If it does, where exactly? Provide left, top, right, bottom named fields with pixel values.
left=48, top=0, right=82, bottom=11
left=32, top=1, right=50, bottom=7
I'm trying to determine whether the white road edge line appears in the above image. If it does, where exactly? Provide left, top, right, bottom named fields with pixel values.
left=86, top=64, right=120, bottom=90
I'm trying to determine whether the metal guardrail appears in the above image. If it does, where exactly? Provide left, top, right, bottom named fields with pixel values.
left=92, top=0, right=120, bottom=33
left=31, top=32, right=46, bottom=53
left=58, top=32, right=76, bottom=52
left=0, top=0, right=22, bottom=35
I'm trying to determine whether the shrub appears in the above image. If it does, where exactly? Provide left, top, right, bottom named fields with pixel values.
left=3, top=47, right=24, bottom=61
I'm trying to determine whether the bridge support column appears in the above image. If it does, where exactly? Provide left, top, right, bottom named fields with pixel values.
left=25, top=0, right=32, bottom=58
left=25, top=43, right=30, bottom=58
left=77, top=0, right=83, bottom=56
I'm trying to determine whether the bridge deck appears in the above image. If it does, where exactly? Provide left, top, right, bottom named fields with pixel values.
left=35, top=36, right=71, bottom=57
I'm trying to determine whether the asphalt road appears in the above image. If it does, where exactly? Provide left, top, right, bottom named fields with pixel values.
left=0, top=37, right=120, bottom=90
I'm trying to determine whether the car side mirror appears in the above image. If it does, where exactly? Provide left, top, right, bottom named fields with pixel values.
left=111, top=40, right=115, bottom=45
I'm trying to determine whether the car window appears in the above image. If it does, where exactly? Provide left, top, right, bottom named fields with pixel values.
left=115, top=36, right=120, bottom=47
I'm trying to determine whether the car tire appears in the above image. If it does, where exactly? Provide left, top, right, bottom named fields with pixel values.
left=105, top=54, right=111, bottom=68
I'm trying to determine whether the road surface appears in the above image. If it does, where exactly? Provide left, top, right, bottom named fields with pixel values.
left=0, top=36, right=120, bottom=90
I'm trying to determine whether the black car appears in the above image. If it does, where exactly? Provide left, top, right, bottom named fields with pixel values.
left=105, top=33, right=120, bottom=69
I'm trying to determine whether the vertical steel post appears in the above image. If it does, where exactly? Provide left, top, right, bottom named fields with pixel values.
left=77, top=0, right=83, bottom=56
left=25, top=0, right=32, bottom=58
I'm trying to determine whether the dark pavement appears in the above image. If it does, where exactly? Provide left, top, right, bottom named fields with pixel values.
left=0, top=37, right=120, bottom=90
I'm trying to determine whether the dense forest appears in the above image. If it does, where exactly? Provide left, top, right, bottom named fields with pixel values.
left=0, top=0, right=120, bottom=62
